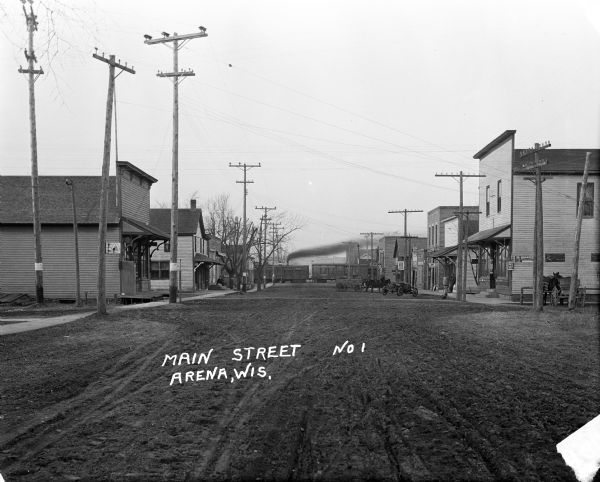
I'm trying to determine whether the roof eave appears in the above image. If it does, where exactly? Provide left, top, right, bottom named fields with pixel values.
left=473, top=130, right=516, bottom=159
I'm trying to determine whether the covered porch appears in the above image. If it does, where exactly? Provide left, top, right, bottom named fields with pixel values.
left=467, top=224, right=511, bottom=296
left=121, top=217, right=169, bottom=295
left=194, top=253, right=224, bottom=290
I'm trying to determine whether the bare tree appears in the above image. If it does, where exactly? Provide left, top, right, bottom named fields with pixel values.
left=205, top=194, right=257, bottom=290
left=2, top=0, right=104, bottom=102
left=251, top=211, right=303, bottom=290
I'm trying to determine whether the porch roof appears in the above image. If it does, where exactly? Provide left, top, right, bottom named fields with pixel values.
left=122, top=216, right=169, bottom=240
left=430, top=245, right=458, bottom=259
left=194, top=253, right=224, bottom=265
left=467, top=224, right=511, bottom=244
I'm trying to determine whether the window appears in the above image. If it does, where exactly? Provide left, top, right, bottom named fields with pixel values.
left=486, top=186, right=490, bottom=216
left=435, top=225, right=438, bottom=246
left=150, top=260, right=170, bottom=280
left=577, top=183, right=594, bottom=218
left=497, top=180, right=502, bottom=213
left=163, top=241, right=170, bottom=253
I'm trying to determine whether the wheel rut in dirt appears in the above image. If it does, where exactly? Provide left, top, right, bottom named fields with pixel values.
left=189, top=309, right=320, bottom=480
left=0, top=338, right=172, bottom=470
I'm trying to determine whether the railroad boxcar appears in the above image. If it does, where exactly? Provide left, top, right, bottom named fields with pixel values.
left=264, top=264, right=309, bottom=283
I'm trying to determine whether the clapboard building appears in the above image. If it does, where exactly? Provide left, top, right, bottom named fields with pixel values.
left=0, top=162, right=168, bottom=300
left=150, top=201, right=223, bottom=291
left=426, top=206, right=478, bottom=290
left=472, top=130, right=599, bottom=300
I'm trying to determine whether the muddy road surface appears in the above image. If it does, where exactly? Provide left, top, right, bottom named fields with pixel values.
left=1, top=284, right=598, bottom=481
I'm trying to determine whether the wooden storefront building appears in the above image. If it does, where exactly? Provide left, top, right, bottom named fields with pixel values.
left=472, top=130, right=600, bottom=301
left=0, top=162, right=168, bottom=300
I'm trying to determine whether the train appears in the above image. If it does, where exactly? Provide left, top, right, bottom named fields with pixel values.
left=262, top=263, right=373, bottom=283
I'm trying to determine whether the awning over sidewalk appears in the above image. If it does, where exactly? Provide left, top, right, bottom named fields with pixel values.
left=430, top=245, right=458, bottom=259
left=467, top=224, right=511, bottom=244
left=122, top=217, right=170, bottom=240
left=194, top=253, right=224, bottom=265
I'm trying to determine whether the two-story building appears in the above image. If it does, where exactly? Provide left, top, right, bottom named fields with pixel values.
left=472, top=130, right=599, bottom=300
left=0, top=162, right=168, bottom=300
left=426, top=206, right=478, bottom=290
left=150, top=201, right=223, bottom=292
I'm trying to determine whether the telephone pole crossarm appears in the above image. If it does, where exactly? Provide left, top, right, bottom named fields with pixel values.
left=145, top=27, right=207, bottom=303
left=520, top=141, right=551, bottom=312
left=256, top=206, right=276, bottom=289
left=144, top=30, right=207, bottom=45
left=93, top=51, right=135, bottom=314
left=230, top=163, right=261, bottom=291
left=388, top=209, right=423, bottom=283
left=434, top=171, right=486, bottom=301
left=19, top=0, right=45, bottom=303
left=360, top=232, right=383, bottom=284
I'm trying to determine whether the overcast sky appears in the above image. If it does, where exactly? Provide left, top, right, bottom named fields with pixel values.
left=2, top=0, right=599, bottom=255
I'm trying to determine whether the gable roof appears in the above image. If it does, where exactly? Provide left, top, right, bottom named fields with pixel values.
left=117, top=161, right=158, bottom=184
left=149, top=208, right=207, bottom=237
left=0, top=176, right=119, bottom=224
left=473, top=130, right=516, bottom=159
left=512, top=149, right=600, bottom=175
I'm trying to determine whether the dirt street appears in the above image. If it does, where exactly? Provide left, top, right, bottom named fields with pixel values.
left=0, top=284, right=598, bottom=481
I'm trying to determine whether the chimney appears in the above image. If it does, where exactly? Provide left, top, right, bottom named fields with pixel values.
left=190, top=199, right=197, bottom=209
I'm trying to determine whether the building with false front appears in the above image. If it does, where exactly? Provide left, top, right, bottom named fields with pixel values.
left=471, top=130, right=599, bottom=301
left=149, top=201, right=224, bottom=292
left=378, top=235, right=427, bottom=285
left=0, top=162, right=168, bottom=300
left=427, top=206, right=478, bottom=291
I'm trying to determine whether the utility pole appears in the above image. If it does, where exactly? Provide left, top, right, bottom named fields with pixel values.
left=360, top=232, right=383, bottom=285
left=65, top=179, right=81, bottom=307
left=271, top=222, right=282, bottom=282
left=230, top=162, right=261, bottom=291
left=271, top=221, right=282, bottom=259
left=388, top=209, right=423, bottom=283
left=19, top=0, right=44, bottom=303
left=256, top=206, right=276, bottom=289
left=145, top=27, right=208, bottom=303
left=569, top=152, right=591, bottom=309
left=93, top=52, right=135, bottom=314
left=454, top=209, right=481, bottom=301
left=520, top=141, right=551, bottom=312
left=435, top=172, right=485, bottom=301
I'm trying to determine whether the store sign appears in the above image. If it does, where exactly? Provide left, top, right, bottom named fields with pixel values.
left=545, top=253, right=565, bottom=262
left=514, top=255, right=533, bottom=263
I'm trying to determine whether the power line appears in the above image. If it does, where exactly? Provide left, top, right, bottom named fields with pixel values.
left=144, top=27, right=208, bottom=303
